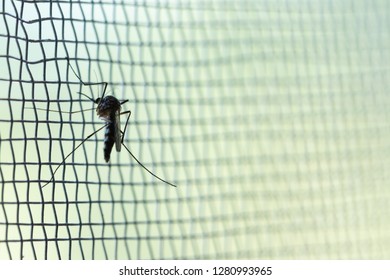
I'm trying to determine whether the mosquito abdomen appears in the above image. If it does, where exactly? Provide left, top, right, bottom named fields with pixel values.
left=104, top=120, right=116, bottom=162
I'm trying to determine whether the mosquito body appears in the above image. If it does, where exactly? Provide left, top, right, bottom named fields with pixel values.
left=38, top=58, right=177, bottom=188
left=95, top=95, right=122, bottom=162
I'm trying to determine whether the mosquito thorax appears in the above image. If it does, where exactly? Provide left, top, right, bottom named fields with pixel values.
left=95, top=95, right=122, bottom=120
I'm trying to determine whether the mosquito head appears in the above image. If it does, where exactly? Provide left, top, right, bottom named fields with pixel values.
left=95, top=97, right=101, bottom=104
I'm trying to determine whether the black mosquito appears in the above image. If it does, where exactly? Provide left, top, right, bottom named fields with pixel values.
left=39, top=58, right=176, bottom=188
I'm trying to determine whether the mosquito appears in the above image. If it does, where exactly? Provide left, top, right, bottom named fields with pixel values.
left=39, top=58, right=176, bottom=188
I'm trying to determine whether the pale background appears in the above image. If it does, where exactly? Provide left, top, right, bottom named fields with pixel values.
left=0, top=0, right=389, bottom=259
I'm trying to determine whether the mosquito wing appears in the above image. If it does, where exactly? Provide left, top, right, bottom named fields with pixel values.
left=115, top=109, right=121, bottom=152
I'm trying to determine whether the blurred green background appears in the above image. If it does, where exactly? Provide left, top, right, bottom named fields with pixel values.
left=0, top=0, right=389, bottom=259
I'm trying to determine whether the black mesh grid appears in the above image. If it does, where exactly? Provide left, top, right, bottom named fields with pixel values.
left=1, top=0, right=390, bottom=260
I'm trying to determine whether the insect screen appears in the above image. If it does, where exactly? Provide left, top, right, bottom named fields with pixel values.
left=1, top=0, right=390, bottom=259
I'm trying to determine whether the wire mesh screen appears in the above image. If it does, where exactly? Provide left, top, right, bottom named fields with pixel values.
left=1, top=0, right=390, bottom=260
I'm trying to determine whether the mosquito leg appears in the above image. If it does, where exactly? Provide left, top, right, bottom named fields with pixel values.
left=77, top=92, right=96, bottom=103
left=120, top=110, right=132, bottom=144
left=121, top=143, right=177, bottom=188
left=65, top=57, right=108, bottom=99
left=118, top=109, right=176, bottom=187
left=27, top=107, right=95, bottom=115
left=66, top=57, right=107, bottom=87
left=42, top=124, right=108, bottom=188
